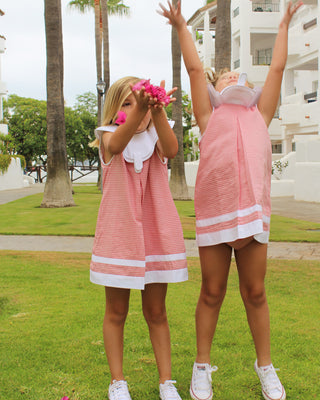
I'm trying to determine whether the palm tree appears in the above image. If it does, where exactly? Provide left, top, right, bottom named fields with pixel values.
left=215, top=0, right=231, bottom=71
left=41, top=0, right=75, bottom=208
left=68, top=0, right=129, bottom=125
left=169, top=0, right=189, bottom=200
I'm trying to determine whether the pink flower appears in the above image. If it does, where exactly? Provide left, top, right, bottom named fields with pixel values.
left=132, top=79, right=150, bottom=91
left=132, top=79, right=171, bottom=107
left=115, top=111, right=127, bottom=125
left=60, top=397, right=69, bottom=400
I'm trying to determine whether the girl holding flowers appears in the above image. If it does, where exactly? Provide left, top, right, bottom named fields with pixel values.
left=159, top=1, right=302, bottom=400
left=90, top=76, right=187, bottom=400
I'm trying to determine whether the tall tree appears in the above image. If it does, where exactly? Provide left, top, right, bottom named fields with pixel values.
left=42, top=0, right=75, bottom=208
left=215, top=0, right=231, bottom=71
left=68, top=0, right=129, bottom=124
left=169, top=0, right=189, bottom=200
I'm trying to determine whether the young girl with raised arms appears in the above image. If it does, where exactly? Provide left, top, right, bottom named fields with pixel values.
left=159, top=2, right=303, bottom=400
left=90, top=76, right=188, bottom=400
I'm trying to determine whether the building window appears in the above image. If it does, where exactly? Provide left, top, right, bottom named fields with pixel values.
left=234, top=59, right=240, bottom=69
left=252, top=2, right=280, bottom=12
left=272, top=143, right=282, bottom=154
left=253, top=48, right=272, bottom=65
left=233, top=7, right=239, bottom=18
left=304, top=91, right=318, bottom=103
left=303, top=18, right=317, bottom=30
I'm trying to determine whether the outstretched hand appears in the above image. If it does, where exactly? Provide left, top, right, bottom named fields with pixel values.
left=157, top=1, right=185, bottom=29
left=130, top=84, right=151, bottom=112
left=281, top=1, right=303, bottom=26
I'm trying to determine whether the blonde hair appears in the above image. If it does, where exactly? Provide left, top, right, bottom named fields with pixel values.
left=90, top=76, right=142, bottom=148
left=205, top=67, right=254, bottom=89
left=205, top=67, right=230, bottom=87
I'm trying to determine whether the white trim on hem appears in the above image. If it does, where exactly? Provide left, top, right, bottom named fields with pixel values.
left=91, top=254, right=145, bottom=268
left=146, top=253, right=186, bottom=262
left=197, top=219, right=267, bottom=247
left=196, top=204, right=267, bottom=228
left=90, top=268, right=188, bottom=290
left=145, top=268, right=188, bottom=284
left=90, top=270, right=145, bottom=289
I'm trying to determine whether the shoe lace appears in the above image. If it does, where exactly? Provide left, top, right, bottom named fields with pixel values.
left=161, top=380, right=180, bottom=400
left=261, top=366, right=281, bottom=392
left=109, top=380, right=130, bottom=400
left=194, top=365, right=218, bottom=389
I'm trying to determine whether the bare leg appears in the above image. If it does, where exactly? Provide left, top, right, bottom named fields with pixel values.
left=196, top=244, right=232, bottom=364
left=103, top=286, right=130, bottom=381
left=234, top=241, right=271, bottom=366
left=142, top=283, right=171, bottom=384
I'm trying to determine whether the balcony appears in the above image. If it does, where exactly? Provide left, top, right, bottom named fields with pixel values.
left=252, top=2, right=280, bottom=12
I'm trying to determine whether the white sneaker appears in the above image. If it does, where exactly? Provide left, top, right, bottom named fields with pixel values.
left=108, top=380, right=132, bottom=400
left=159, top=380, right=182, bottom=400
left=190, top=362, right=218, bottom=400
left=254, top=360, right=286, bottom=400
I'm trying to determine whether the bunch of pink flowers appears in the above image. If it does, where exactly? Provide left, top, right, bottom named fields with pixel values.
left=132, top=79, right=171, bottom=107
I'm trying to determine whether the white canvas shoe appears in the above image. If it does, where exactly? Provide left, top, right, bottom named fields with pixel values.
left=159, top=380, right=182, bottom=400
left=254, top=360, right=286, bottom=400
left=190, top=362, right=218, bottom=400
left=108, top=380, right=132, bottom=400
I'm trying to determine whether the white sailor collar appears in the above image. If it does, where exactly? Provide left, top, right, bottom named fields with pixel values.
left=95, top=121, right=174, bottom=173
left=207, top=73, right=262, bottom=109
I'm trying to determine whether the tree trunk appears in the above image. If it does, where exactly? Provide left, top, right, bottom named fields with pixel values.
left=215, top=0, right=231, bottom=71
left=41, top=0, right=75, bottom=208
left=169, top=0, right=189, bottom=200
left=95, top=0, right=103, bottom=126
left=101, top=0, right=110, bottom=92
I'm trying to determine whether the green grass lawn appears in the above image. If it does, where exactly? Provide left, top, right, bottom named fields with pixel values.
left=0, top=185, right=320, bottom=242
left=0, top=251, right=319, bottom=399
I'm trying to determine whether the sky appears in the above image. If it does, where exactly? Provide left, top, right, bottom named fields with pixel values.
left=0, top=0, right=202, bottom=107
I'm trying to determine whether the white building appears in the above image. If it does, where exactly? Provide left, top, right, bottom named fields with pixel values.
left=0, top=8, right=8, bottom=135
left=186, top=0, right=320, bottom=202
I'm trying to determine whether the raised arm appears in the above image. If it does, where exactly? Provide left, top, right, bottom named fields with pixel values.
left=158, top=1, right=212, bottom=133
left=258, top=1, right=303, bottom=126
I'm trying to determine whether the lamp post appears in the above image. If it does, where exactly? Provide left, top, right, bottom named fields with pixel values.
left=96, top=78, right=106, bottom=126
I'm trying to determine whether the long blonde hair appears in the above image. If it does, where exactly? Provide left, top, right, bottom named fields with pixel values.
left=90, top=76, right=141, bottom=148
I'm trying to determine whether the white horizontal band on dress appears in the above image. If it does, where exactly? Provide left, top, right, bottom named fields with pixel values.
left=197, top=219, right=267, bottom=247
left=145, top=268, right=188, bottom=284
left=145, top=253, right=187, bottom=262
left=90, top=270, right=145, bottom=289
left=91, top=254, right=145, bottom=268
left=196, top=204, right=265, bottom=228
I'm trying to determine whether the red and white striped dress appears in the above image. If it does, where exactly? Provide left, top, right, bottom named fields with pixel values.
left=195, top=84, right=272, bottom=247
left=90, top=124, right=188, bottom=289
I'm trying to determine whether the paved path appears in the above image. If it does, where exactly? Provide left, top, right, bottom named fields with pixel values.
left=0, top=184, right=320, bottom=259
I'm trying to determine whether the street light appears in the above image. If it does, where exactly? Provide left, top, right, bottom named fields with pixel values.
left=96, top=78, right=106, bottom=96
left=96, top=78, right=106, bottom=127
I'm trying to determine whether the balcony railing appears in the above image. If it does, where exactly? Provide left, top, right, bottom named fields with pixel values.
left=252, top=56, right=272, bottom=66
left=252, top=2, right=280, bottom=12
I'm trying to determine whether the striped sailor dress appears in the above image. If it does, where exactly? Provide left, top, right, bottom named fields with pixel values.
left=90, top=123, right=188, bottom=290
left=195, top=78, right=272, bottom=247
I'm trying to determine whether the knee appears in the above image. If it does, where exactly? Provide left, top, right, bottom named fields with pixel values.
left=240, top=285, right=266, bottom=308
left=200, top=283, right=227, bottom=309
left=143, top=304, right=167, bottom=326
left=105, top=303, right=128, bottom=326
